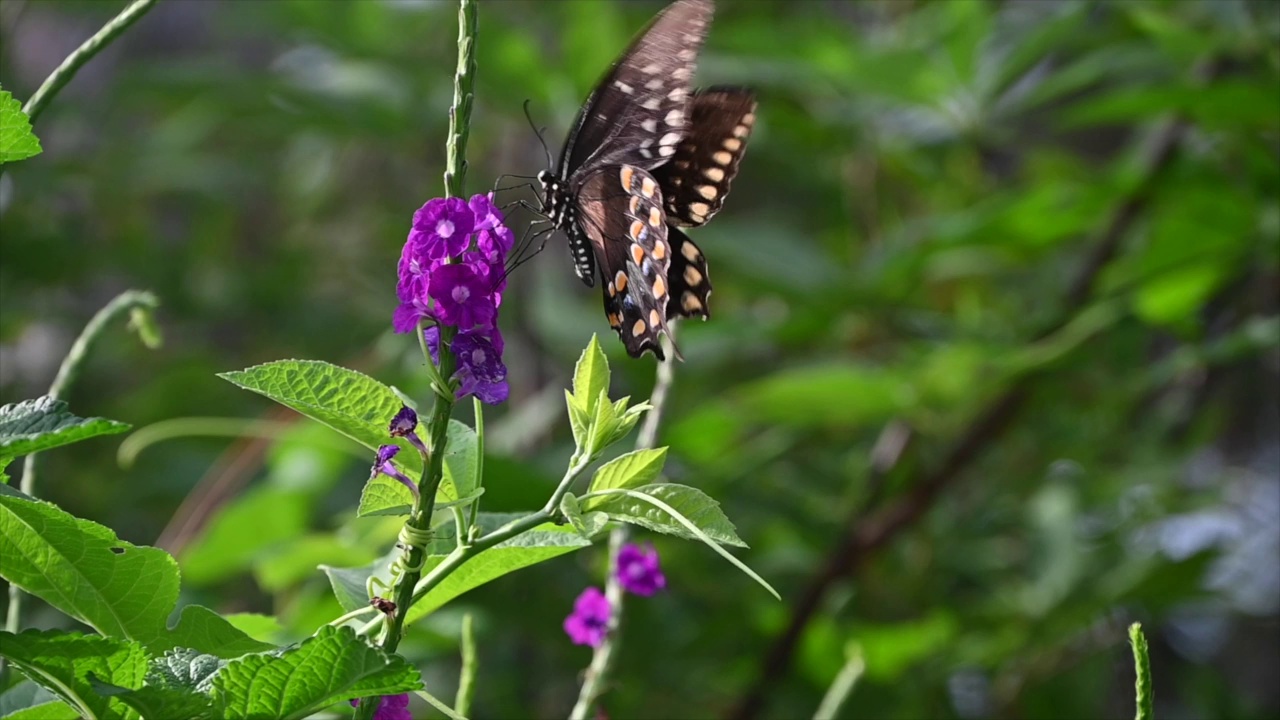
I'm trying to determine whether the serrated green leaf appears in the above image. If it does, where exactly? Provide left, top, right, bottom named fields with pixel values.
left=209, top=626, right=421, bottom=720
left=0, top=492, right=270, bottom=658
left=440, top=420, right=479, bottom=500
left=559, top=493, right=605, bottom=538
left=0, top=682, right=72, bottom=719
left=571, top=334, right=610, bottom=416
left=218, top=361, right=422, bottom=474
left=357, top=475, right=416, bottom=517
left=586, top=447, right=668, bottom=501
left=589, top=486, right=778, bottom=600
left=590, top=483, right=746, bottom=547
left=221, top=613, right=284, bottom=645
left=587, top=388, right=619, bottom=458
left=146, top=648, right=226, bottom=694
left=0, top=630, right=148, bottom=720
left=0, top=397, right=129, bottom=466
left=0, top=90, right=41, bottom=165
left=89, top=678, right=215, bottom=720
left=566, top=390, right=590, bottom=450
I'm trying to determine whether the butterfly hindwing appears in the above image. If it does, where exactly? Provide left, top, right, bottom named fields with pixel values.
left=559, top=0, right=713, bottom=177
left=653, top=87, right=757, bottom=227
left=664, top=226, right=712, bottom=320
left=575, top=166, right=674, bottom=359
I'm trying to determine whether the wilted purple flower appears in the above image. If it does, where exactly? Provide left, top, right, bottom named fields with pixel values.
left=371, top=445, right=418, bottom=500
left=452, top=328, right=509, bottom=405
left=428, top=263, right=496, bottom=329
left=350, top=693, right=411, bottom=720
left=615, top=543, right=666, bottom=596
left=412, top=197, right=474, bottom=259
left=388, top=406, right=428, bottom=456
left=564, top=587, right=611, bottom=648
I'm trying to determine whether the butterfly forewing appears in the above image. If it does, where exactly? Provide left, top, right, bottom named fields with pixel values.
left=576, top=166, right=674, bottom=359
left=653, top=87, right=757, bottom=227
left=559, top=0, right=713, bottom=178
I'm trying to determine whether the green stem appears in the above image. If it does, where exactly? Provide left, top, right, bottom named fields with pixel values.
left=456, top=612, right=477, bottom=717
left=813, top=645, right=865, bottom=720
left=4, top=290, right=159, bottom=655
left=569, top=329, right=678, bottom=720
left=470, top=397, right=484, bottom=530
left=1129, top=623, right=1153, bottom=720
left=21, top=0, right=161, bottom=123
left=117, top=417, right=332, bottom=468
left=354, top=3, right=474, bottom=717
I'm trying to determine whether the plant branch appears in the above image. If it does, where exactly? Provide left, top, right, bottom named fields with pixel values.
left=21, top=0, right=160, bottom=123
left=456, top=612, right=478, bottom=717
left=1130, top=623, right=1153, bottom=720
left=570, top=329, right=678, bottom=720
left=728, top=87, right=1208, bottom=720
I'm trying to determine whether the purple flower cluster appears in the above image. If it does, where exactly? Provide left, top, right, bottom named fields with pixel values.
left=394, top=194, right=513, bottom=405
left=564, top=543, right=667, bottom=647
left=350, top=694, right=410, bottom=720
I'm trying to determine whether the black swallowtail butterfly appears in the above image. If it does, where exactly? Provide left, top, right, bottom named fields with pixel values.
left=537, top=0, right=756, bottom=360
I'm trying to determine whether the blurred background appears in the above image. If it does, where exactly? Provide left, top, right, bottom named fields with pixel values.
left=2, top=0, right=1278, bottom=718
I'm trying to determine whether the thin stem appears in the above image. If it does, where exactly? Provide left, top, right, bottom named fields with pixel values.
left=5, top=290, right=158, bottom=660
left=456, top=612, right=477, bottom=717
left=1129, top=623, right=1153, bottom=720
left=470, top=396, right=484, bottom=530
left=813, top=646, right=865, bottom=720
left=570, top=329, right=678, bottom=720
left=21, top=0, right=160, bottom=123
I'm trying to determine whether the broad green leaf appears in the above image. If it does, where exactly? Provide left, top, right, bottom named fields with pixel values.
left=221, top=613, right=284, bottom=645
left=440, top=420, right=479, bottom=500
left=0, top=89, right=41, bottom=165
left=0, top=397, right=130, bottom=466
left=88, top=679, right=215, bottom=720
left=586, top=447, right=668, bottom=499
left=588, top=487, right=779, bottom=600
left=322, top=553, right=397, bottom=613
left=358, top=475, right=416, bottom=517
left=571, top=334, right=610, bottom=416
left=0, top=493, right=178, bottom=644
left=0, top=682, right=75, bottom=720
left=402, top=514, right=591, bottom=623
left=559, top=493, right=607, bottom=539
left=147, top=648, right=226, bottom=694
left=209, top=626, right=421, bottom=720
left=218, top=361, right=422, bottom=473
left=161, top=606, right=275, bottom=659
left=0, top=630, right=147, bottom=720
left=588, top=483, right=746, bottom=547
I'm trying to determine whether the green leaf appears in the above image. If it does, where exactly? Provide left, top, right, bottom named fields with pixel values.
left=147, top=648, right=226, bottom=694
left=88, top=678, right=215, bottom=720
left=440, top=420, right=479, bottom=500
left=403, top=514, right=591, bottom=623
left=559, top=493, right=607, bottom=539
left=0, top=89, right=41, bottom=165
left=0, top=701, right=81, bottom=720
left=322, top=553, right=397, bottom=613
left=571, top=334, right=610, bottom=417
left=218, top=361, right=421, bottom=474
left=0, top=397, right=130, bottom=466
left=565, top=390, right=591, bottom=450
left=209, top=626, right=421, bottom=720
left=178, top=486, right=309, bottom=585
left=589, top=483, right=746, bottom=547
left=0, top=681, right=76, bottom=720
left=221, top=613, right=284, bottom=645
left=254, top=534, right=376, bottom=593
left=588, top=486, right=779, bottom=600
left=586, top=447, right=668, bottom=499
left=357, top=475, right=416, bottom=517
left=0, top=491, right=270, bottom=658
left=587, top=388, right=619, bottom=457
left=0, top=630, right=148, bottom=720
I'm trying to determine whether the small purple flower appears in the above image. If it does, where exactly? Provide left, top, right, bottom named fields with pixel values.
left=469, top=193, right=504, bottom=232
left=388, top=406, right=428, bottom=456
left=412, top=197, right=475, bottom=259
left=615, top=543, right=666, bottom=596
left=564, top=587, right=611, bottom=648
left=452, top=328, right=509, bottom=405
left=350, top=694, right=411, bottom=720
left=428, top=263, right=496, bottom=329
left=370, top=444, right=418, bottom=500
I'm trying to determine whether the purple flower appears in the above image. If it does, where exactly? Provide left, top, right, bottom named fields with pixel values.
left=371, top=445, right=418, bottom=500
left=452, top=328, right=509, bottom=405
left=350, top=694, right=411, bottom=720
left=615, top=543, right=666, bottom=596
left=469, top=193, right=504, bottom=232
left=564, top=587, right=611, bottom=648
left=428, top=263, right=496, bottom=329
left=388, top=406, right=428, bottom=456
left=412, top=198, right=474, bottom=259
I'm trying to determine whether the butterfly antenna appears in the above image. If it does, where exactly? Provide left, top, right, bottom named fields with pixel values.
left=523, top=99, right=554, bottom=169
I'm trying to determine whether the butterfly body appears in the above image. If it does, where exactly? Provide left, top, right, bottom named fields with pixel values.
left=538, top=0, right=756, bottom=359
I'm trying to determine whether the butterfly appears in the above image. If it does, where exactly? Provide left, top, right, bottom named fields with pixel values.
left=537, top=0, right=756, bottom=360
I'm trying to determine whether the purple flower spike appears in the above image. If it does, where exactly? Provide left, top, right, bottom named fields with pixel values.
left=412, top=198, right=475, bottom=259
left=350, top=694, right=411, bottom=720
left=616, top=543, right=666, bottom=596
left=564, top=587, right=611, bottom=648
left=371, top=445, right=418, bottom=500
left=428, top=263, right=496, bottom=330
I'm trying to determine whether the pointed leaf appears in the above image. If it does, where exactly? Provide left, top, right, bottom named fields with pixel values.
left=586, top=448, right=668, bottom=500
left=588, top=483, right=745, bottom=547
left=0, top=90, right=41, bottom=165
left=210, top=626, right=421, bottom=720
left=571, top=335, right=610, bottom=416
left=558, top=494, right=605, bottom=538
left=440, top=420, right=479, bottom=500
left=0, top=397, right=129, bottom=466
left=219, top=361, right=422, bottom=473
left=565, top=390, right=590, bottom=450
left=89, top=678, right=215, bottom=720
left=0, top=630, right=148, bottom=720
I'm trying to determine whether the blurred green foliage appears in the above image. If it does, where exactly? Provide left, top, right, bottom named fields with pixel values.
left=1, top=0, right=1277, bottom=718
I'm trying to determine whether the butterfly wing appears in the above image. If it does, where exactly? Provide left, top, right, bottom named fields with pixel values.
left=653, top=86, right=757, bottom=226
left=559, top=0, right=714, bottom=179
left=664, top=226, right=712, bottom=321
left=575, top=165, right=675, bottom=359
